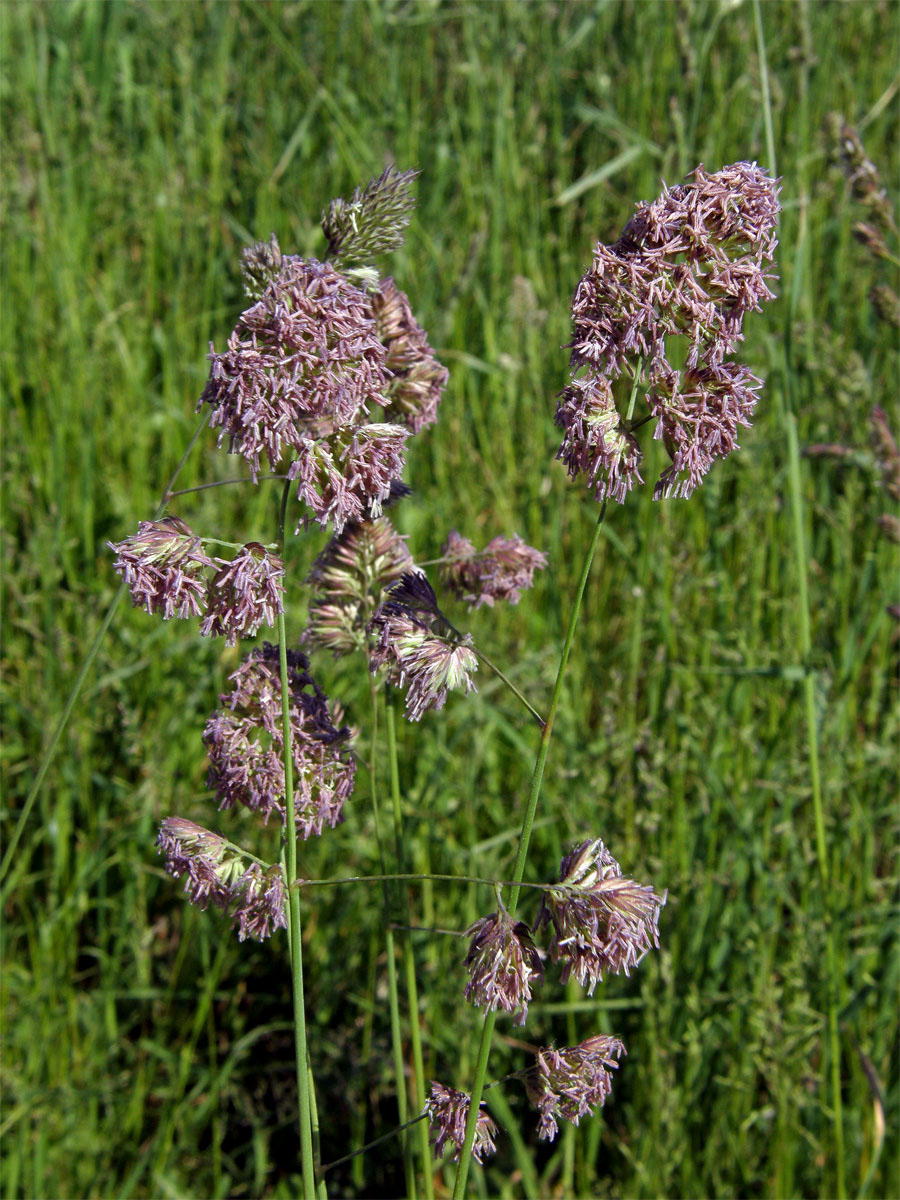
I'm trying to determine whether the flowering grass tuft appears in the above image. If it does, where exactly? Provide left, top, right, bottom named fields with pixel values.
left=558, top=161, right=780, bottom=502
left=200, top=543, right=285, bottom=646
left=525, top=1036, right=626, bottom=1142
left=535, top=838, right=667, bottom=993
left=203, top=644, right=355, bottom=837
left=423, top=1083, right=498, bottom=1164
left=104, top=157, right=779, bottom=1196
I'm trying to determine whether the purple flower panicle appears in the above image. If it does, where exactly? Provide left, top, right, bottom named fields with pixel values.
left=201, top=543, right=285, bottom=646
left=369, top=574, right=478, bottom=721
left=203, top=644, right=356, bottom=838
left=441, top=529, right=547, bottom=609
left=110, top=521, right=284, bottom=643
left=525, top=1035, right=626, bottom=1142
left=156, top=817, right=287, bottom=942
left=463, top=908, right=544, bottom=1025
left=109, top=516, right=213, bottom=620
left=423, top=1082, right=498, bottom=1164
left=199, top=257, right=389, bottom=479
left=559, top=161, right=780, bottom=503
left=535, top=838, right=666, bottom=994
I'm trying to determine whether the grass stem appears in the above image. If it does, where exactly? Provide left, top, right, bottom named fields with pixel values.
left=368, top=679, right=417, bottom=1199
left=754, top=4, right=845, bottom=1191
left=386, top=691, right=435, bottom=1199
left=452, top=502, right=607, bottom=1198
left=278, top=482, right=316, bottom=1200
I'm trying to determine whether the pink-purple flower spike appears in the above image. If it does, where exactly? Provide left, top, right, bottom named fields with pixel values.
left=525, top=1035, right=626, bottom=1141
left=423, top=1082, right=498, bottom=1164
left=203, top=644, right=356, bottom=838
left=558, top=161, right=780, bottom=503
left=535, top=838, right=666, bottom=994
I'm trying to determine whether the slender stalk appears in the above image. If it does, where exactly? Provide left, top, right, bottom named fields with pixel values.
left=199, top=536, right=280, bottom=552
left=452, top=502, right=608, bottom=1198
left=753, top=3, right=844, bottom=1192
left=293, top=873, right=553, bottom=892
left=368, top=679, right=417, bottom=1200
left=0, top=410, right=211, bottom=892
left=470, top=647, right=546, bottom=727
left=166, top=472, right=289, bottom=498
left=386, top=691, right=435, bottom=1200
left=320, top=1114, right=430, bottom=1178
left=277, top=481, right=316, bottom=1200
left=307, top=1053, right=327, bottom=1200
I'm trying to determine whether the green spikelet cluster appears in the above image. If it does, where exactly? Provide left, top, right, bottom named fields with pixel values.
left=322, top=165, right=419, bottom=265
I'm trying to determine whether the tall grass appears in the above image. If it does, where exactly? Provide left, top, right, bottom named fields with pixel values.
left=2, top=1, right=897, bottom=1197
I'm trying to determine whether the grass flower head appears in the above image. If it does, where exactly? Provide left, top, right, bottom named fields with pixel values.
left=441, top=529, right=548, bottom=608
left=559, top=161, right=780, bottom=502
left=535, top=838, right=666, bottom=994
left=304, top=515, right=415, bottom=656
left=525, top=1035, right=626, bottom=1141
left=199, top=257, right=390, bottom=479
left=463, top=908, right=544, bottom=1025
left=156, top=817, right=287, bottom=942
left=203, top=644, right=355, bottom=837
left=423, top=1082, right=498, bottom=1164
left=369, top=573, right=478, bottom=720
left=200, top=543, right=285, bottom=646
left=370, top=276, right=449, bottom=432
left=109, top=516, right=213, bottom=620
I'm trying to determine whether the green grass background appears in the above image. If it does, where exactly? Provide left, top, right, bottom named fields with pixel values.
left=2, top=1, right=898, bottom=1197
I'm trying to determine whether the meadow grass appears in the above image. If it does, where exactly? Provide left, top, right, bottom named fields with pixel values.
left=2, top=1, right=898, bottom=1196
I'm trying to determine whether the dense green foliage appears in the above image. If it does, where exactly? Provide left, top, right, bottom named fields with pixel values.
left=2, top=1, right=897, bottom=1197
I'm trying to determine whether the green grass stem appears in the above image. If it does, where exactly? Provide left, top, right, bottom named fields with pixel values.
left=367, top=680, right=417, bottom=1200
left=386, top=691, right=436, bottom=1199
left=754, top=4, right=845, bottom=1191
left=452, top=502, right=607, bottom=1198
left=278, top=483, right=316, bottom=1200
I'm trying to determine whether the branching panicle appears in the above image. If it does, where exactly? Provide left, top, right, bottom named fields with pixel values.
left=109, top=516, right=213, bottom=620
left=199, top=257, right=390, bottom=479
left=369, top=572, right=478, bottom=720
left=558, top=161, right=780, bottom=502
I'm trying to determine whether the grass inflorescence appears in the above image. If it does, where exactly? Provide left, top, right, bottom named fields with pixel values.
left=2, top=2, right=897, bottom=1198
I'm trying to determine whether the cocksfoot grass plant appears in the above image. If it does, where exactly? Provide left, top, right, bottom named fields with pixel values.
left=106, top=160, right=778, bottom=1197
